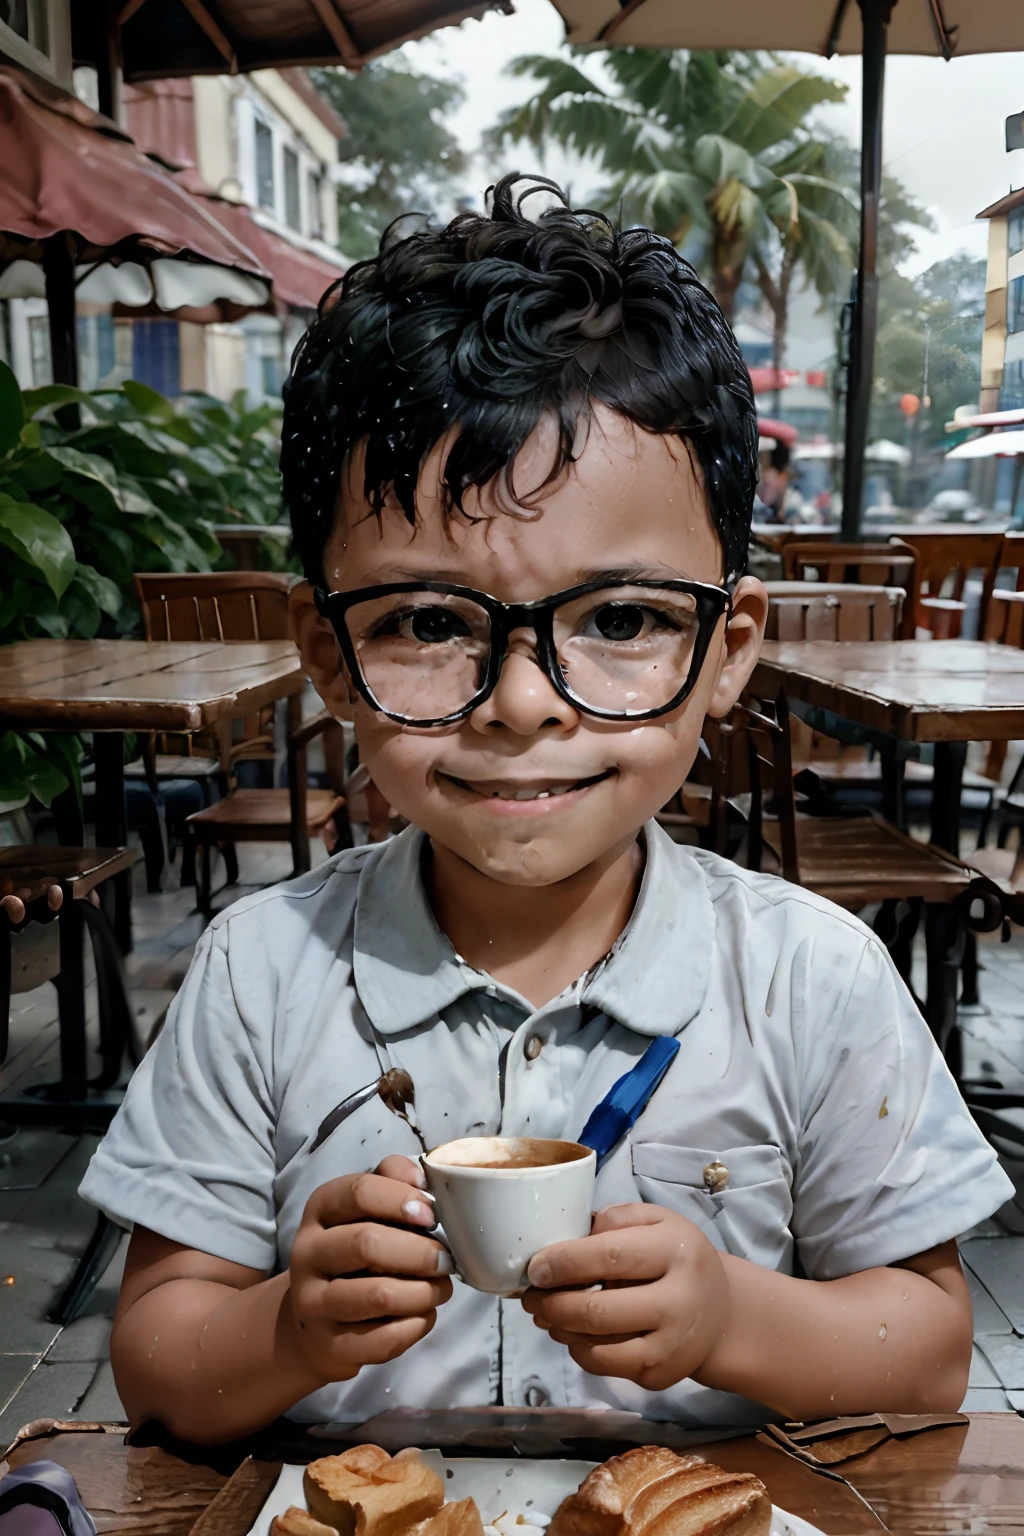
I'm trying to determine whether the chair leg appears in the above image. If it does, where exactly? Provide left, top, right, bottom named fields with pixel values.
left=46, top=1211, right=123, bottom=1326
left=78, top=897, right=135, bottom=1086
left=961, top=930, right=981, bottom=1008
left=222, top=843, right=239, bottom=886
left=924, top=902, right=966, bottom=1077
left=54, top=898, right=88, bottom=1098
left=180, top=825, right=196, bottom=888
left=0, top=919, right=10, bottom=1066
left=196, top=841, right=213, bottom=920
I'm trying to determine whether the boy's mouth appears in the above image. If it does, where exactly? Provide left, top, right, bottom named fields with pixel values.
left=438, top=769, right=614, bottom=803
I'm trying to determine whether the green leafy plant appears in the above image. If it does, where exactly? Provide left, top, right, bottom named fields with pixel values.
left=0, top=364, right=286, bottom=806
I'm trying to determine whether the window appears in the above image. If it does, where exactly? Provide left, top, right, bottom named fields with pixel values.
left=1009, top=276, right=1024, bottom=336
left=255, top=119, right=275, bottom=212
left=0, top=0, right=48, bottom=52
left=307, top=169, right=323, bottom=239
left=1010, top=208, right=1024, bottom=259
left=131, top=319, right=180, bottom=398
left=283, top=145, right=301, bottom=231
left=28, top=314, right=52, bottom=387
left=1002, top=359, right=1024, bottom=412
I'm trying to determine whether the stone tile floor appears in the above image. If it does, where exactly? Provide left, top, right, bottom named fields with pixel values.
left=3, top=837, right=1024, bottom=1442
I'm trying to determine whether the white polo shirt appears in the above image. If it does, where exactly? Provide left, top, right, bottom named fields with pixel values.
left=81, top=822, right=1011, bottom=1428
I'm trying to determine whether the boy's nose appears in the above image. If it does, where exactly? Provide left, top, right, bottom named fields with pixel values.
left=469, top=631, right=579, bottom=736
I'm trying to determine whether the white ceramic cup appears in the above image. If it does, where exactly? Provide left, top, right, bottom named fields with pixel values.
left=421, top=1135, right=597, bottom=1296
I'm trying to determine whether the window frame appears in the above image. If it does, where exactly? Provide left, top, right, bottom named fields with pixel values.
left=0, top=0, right=71, bottom=87
left=254, top=116, right=276, bottom=214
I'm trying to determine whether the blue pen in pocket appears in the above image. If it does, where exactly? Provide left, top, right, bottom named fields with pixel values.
left=578, top=1034, right=680, bottom=1170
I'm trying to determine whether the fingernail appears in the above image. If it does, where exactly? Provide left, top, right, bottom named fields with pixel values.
left=402, top=1199, right=433, bottom=1224
left=435, top=1248, right=456, bottom=1275
left=528, top=1258, right=552, bottom=1287
left=410, top=1164, right=427, bottom=1190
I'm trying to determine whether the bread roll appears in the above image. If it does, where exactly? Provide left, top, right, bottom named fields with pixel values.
left=407, top=1496, right=485, bottom=1536
left=547, top=1447, right=771, bottom=1536
left=271, top=1508, right=339, bottom=1536
left=303, top=1445, right=446, bottom=1536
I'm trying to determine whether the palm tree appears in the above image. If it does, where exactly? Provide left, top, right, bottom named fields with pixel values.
left=487, top=49, right=853, bottom=332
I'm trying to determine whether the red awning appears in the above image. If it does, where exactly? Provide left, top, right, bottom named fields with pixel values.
left=0, top=65, right=269, bottom=307
left=203, top=197, right=344, bottom=313
left=757, top=417, right=800, bottom=447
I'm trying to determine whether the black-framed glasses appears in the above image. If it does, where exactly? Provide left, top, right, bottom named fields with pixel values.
left=314, top=578, right=732, bottom=727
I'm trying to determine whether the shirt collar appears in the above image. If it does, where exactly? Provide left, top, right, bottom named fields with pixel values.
left=353, top=820, right=714, bottom=1039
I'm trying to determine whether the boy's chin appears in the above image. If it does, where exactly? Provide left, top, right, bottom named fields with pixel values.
left=425, top=818, right=640, bottom=888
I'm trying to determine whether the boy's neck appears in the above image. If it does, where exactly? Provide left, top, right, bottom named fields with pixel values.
left=426, top=833, right=644, bottom=1011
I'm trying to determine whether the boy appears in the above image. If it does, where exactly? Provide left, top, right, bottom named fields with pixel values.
left=82, top=177, right=1010, bottom=1445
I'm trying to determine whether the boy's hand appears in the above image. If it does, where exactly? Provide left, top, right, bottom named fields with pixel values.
left=521, top=1204, right=728, bottom=1392
left=287, top=1155, right=453, bottom=1386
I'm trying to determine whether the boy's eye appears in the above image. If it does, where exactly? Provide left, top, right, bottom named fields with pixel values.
left=400, top=606, right=473, bottom=644
left=579, top=602, right=683, bottom=643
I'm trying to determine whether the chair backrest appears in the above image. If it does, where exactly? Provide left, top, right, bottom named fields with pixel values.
left=997, top=530, right=1024, bottom=592
left=703, top=695, right=799, bottom=883
left=983, top=588, right=1024, bottom=647
left=780, top=541, right=917, bottom=638
left=897, top=528, right=1003, bottom=601
left=764, top=582, right=903, bottom=642
left=134, top=571, right=292, bottom=643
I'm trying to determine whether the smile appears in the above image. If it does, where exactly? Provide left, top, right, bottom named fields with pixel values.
left=439, top=770, right=614, bottom=803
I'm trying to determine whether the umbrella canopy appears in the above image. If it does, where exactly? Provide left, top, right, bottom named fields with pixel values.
left=83, top=0, right=511, bottom=79
left=0, top=66, right=269, bottom=309
left=946, top=430, right=1024, bottom=459
left=550, top=0, right=1024, bottom=53
left=546, top=0, right=1024, bottom=543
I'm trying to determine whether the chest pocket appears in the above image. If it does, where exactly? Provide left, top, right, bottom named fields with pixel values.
left=631, top=1141, right=794, bottom=1271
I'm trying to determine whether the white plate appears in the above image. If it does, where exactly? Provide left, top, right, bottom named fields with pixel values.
left=245, top=1453, right=826, bottom=1536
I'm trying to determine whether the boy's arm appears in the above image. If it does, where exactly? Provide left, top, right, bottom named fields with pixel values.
left=523, top=1205, right=971, bottom=1418
left=111, top=1159, right=452, bottom=1444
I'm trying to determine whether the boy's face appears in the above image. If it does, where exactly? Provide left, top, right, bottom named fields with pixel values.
left=294, top=404, right=767, bottom=887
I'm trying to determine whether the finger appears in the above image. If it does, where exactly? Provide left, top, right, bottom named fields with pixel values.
left=1, top=895, right=25, bottom=924
left=313, top=1172, right=436, bottom=1231
left=329, top=1313, right=440, bottom=1368
left=312, top=1274, right=453, bottom=1324
left=560, top=1334, right=660, bottom=1382
left=308, top=1220, right=453, bottom=1279
left=527, top=1224, right=668, bottom=1290
left=591, top=1204, right=667, bottom=1234
left=377, top=1155, right=427, bottom=1190
left=548, top=1328, right=641, bottom=1349
left=46, top=885, right=63, bottom=912
left=526, top=1280, right=669, bottom=1338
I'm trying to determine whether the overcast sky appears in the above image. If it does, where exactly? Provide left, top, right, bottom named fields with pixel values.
left=403, top=0, right=1024, bottom=276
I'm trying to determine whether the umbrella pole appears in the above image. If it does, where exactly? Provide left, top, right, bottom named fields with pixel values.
left=841, top=0, right=893, bottom=541
left=42, top=233, right=78, bottom=387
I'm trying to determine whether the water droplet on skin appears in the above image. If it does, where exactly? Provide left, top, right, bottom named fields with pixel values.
left=879, top=1323, right=887, bottom=1339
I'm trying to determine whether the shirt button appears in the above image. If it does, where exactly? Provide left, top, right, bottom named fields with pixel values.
left=525, top=1383, right=549, bottom=1407
left=524, top=1034, right=543, bottom=1061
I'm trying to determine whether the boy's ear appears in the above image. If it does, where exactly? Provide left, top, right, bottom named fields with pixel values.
left=289, top=580, right=356, bottom=722
left=705, top=575, right=768, bottom=720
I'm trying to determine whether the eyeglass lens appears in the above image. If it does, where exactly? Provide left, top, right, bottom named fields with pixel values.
left=343, top=586, right=704, bottom=720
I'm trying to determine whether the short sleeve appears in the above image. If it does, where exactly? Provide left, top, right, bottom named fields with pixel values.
left=79, top=922, right=279, bottom=1270
left=793, top=934, right=1013, bottom=1279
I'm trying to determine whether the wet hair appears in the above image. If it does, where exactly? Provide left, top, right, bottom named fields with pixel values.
left=281, top=174, right=758, bottom=585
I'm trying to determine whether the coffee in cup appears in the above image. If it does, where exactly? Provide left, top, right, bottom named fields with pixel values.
left=421, top=1136, right=596, bottom=1296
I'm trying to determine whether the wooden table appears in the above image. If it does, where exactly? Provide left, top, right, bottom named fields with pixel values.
left=4, top=1412, right=1024, bottom=1535
left=0, top=639, right=303, bottom=1110
left=753, top=639, right=1024, bottom=853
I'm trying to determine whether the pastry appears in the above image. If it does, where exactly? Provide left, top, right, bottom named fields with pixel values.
left=547, top=1447, right=771, bottom=1536
left=303, top=1445, right=446, bottom=1536
left=272, top=1508, right=339, bottom=1536
left=407, top=1496, right=486, bottom=1536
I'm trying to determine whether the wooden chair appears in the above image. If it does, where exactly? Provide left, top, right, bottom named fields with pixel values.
left=1, top=846, right=140, bottom=1327
left=185, top=709, right=351, bottom=918
left=707, top=694, right=1003, bottom=1071
left=764, top=581, right=903, bottom=642
left=130, top=570, right=294, bottom=789
left=895, top=528, right=1004, bottom=639
left=780, top=541, right=917, bottom=638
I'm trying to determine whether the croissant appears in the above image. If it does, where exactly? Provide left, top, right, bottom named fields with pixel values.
left=303, top=1445, right=446, bottom=1536
left=272, top=1508, right=339, bottom=1536
left=547, top=1447, right=771, bottom=1536
left=407, top=1496, right=486, bottom=1536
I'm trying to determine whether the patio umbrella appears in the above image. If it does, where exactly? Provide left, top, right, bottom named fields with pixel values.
left=946, top=426, right=1024, bottom=518
left=546, top=0, right=1024, bottom=541
left=0, top=66, right=270, bottom=384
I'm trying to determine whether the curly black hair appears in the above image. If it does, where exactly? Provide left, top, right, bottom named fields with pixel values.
left=281, top=175, right=758, bottom=585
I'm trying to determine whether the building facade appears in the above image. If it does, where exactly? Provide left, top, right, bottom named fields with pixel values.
left=977, top=187, right=1024, bottom=414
